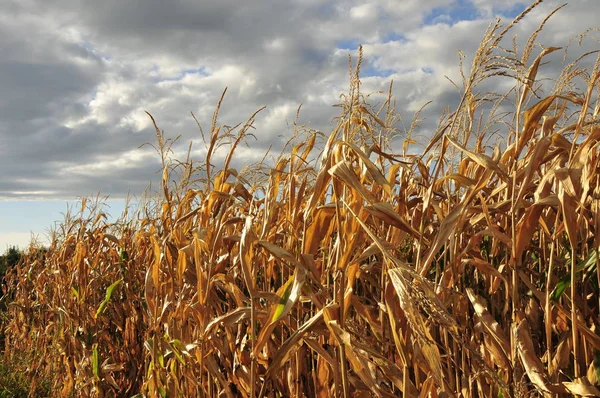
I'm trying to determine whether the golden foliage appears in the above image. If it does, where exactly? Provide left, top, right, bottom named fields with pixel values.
left=3, top=4, right=600, bottom=397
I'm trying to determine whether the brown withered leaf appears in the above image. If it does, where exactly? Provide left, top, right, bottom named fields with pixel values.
left=466, top=288, right=510, bottom=368
left=515, top=136, right=552, bottom=207
left=239, top=216, right=256, bottom=295
left=466, top=258, right=509, bottom=292
left=556, top=167, right=583, bottom=199
left=558, top=180, right=579, bottom=250
left=446, top=135, right=509, bottom=181
left=364, top=202, right=424, bottom=242
left=303, top=206, right=335, bottom=255
left=327, top=320, right=384, bottom=397
left=514, top=204, right=544, bottom=261
left=204, top=307, right=251, bottom=338
left=257, top=240, right=303, bottom=269
left=329, top=160, right=376, bottom=203
left=340, top=141, right=392, bottom=196
left=304, top=153, right=333, bottom=219
left=517, top=95, right=557, bottom=157
left=259, top=309, right=325, bottom=397
left=572, top=126, right=600, bottom=168
left=434, top=173, right=477, bottom=190
left=419, top=203, right=465, bottom=276
left=388, top=268, right=446, bottom=391
left=563, top=378, right=600, bottom=396
left=516, top=319, right=566, bottom=394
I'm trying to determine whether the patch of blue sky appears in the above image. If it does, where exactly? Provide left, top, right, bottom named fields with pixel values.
left=493, top=3, right=527, bottom=19
left=423, top=0, right=482, bottom=26
left=336, top=38, right=361, bottom=51
left=336, top=33, right=406, bottom=50
left=80, top=41, right=96, bottom=53
left=87, top=90, right=99, bottom=106
left=0, top=199, right=129, bottom=249
left=361, top=61, right=397, bottom=78
left=362, top=59, right=434, bottom=78
left=80, top=41, right=112, bottom=62
left=167, top=67, right=207, bottom=81
left=381, top=32, right=408, bottom=44
left=180, top=68, right=206, bottom=76
left=152, top=67, right=208, bottom=83
left=424, top=1, right=528, bottom=27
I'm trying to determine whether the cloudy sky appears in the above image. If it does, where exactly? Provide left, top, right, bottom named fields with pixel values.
left=1, top=0, right=598, bottom=249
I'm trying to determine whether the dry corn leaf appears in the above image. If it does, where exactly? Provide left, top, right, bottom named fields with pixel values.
left=257, top=240, right=303, bottom=269
left=572, top=126, right=600, bottom=168
left=517, top=95, right=557, bottom=157
left=446, top=135, right=509, bottom=181
left=303, top=206, right=335, bottom=255
left=329, top=160, right=376, bottom=204
left=419, top=203, right=465, bottom=276
left=515, top=136, right=552, bottom=207
left=103, top=233, right=120, bottom=245
left=558, top=181, right=579, bottom=250
left=466, top=288, right=510, bottom=367
left=388, top=268, right=445, bottom=391
left=434, top=173, right=477, bottom=190
left=150, top=234, right=161, bottom=295
left=259, top=308, right=325, bottom=397
left=385, top=281, right=409, bottom=368
left=327, top=320, right=383, bottom=397
left=340, top=141, right=392, bottom=196
left=358, top=105, right=387, bottom=128
left=466, top=258, right=509, bottom=292
left=364, top=202, right=423, bottom=241
left=203, top=307, right=251, bottom=337
left=516, top=318, right=566, bottom=394
left=556, top=167, right=583, bottom=198
left=239, top=216, right=256, bottom=295
left=562, top=378, right=600, bottom=396
left=304, top=133, right=336, bottom=219
left=514, top=203, right=544, bottom=261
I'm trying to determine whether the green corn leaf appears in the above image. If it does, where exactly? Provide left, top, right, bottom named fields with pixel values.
left=271, top=265, right=307, bottom=323
left=550, top=249, right=598, bottom=301
left=120, top=248, right=129, bottom=262
left=158, top=349, right=164, bottom=368
left=71, top=285, right=79, bottom=300
left=92, top=343, right=99, bottom=378
left=272, top=277, right=294, bottom=323
left=159, top=387, right=167, bottom=398
left=550, top=276, right=570, bottom=302
left=95, top=279, right=122, bottom=318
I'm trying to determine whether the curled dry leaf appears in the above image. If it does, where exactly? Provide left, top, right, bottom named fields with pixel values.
left=562, top=378, right=600, bottom=397
left=466, top=288, right=510, bottom=369
left=516, top=319, right=566, bottom=394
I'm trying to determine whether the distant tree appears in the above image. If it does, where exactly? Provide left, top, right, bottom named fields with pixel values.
left=0, top=246, right=22, bottom=281
left=4, top=246, right=22, bottom=268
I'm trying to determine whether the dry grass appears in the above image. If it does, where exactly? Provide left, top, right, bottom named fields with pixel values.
left=3, top=4, right=600, bottom=397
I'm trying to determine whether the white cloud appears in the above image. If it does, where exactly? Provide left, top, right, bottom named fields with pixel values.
left=0, top=0, right=598, bottom=201
left=350, top=4, right=378, bottom=20
left=0, top=232, right=50, bottom=250
left=61, top=149, right=155, bottom=176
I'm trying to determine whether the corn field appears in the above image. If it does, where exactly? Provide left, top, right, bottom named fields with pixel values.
left=3, top=3, right=600, bottom=397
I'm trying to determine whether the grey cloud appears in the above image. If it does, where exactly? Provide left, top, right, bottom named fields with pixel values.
left=0, top=0, right=597, bottom=200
